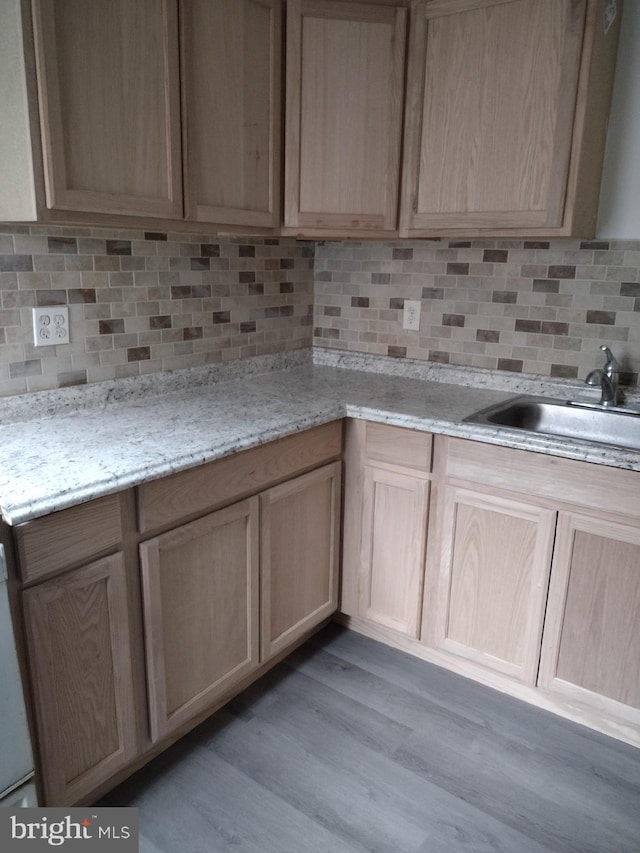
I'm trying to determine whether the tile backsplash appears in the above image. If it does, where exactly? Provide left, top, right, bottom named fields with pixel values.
left=1, top=227, right=639, bottom=398
left=0, top=226, right=313, bottom=396
left=314, top=238, right=640, bottom=386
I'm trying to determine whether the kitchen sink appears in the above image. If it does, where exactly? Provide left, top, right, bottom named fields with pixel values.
left=464, top=396, right=640, bottom=452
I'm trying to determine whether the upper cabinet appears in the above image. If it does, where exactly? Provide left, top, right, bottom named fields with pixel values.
left=181, top=0, right=281, bottom=228
left=1, top=0, right=281, bottom=230
left=399, top=0, right=621, bottom=238
left=284, top=0, right=408, bottom=234
left=32, top=0, right=183, bottom=219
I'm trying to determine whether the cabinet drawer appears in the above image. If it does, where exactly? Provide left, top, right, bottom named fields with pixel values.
left=15, top=494, right=123, bottom=584
left=138, top=421, right=343, bottom=532
left=365, top=422, right=432, bottom=472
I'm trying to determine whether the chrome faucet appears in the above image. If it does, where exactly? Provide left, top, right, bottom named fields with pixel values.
left=585, top=345, right=620, bottom=407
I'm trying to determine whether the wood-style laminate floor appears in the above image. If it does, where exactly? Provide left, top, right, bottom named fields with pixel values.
left=101, top=625, right=640, bottom=852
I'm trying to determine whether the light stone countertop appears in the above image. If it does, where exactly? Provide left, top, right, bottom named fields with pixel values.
left=0, top=350, right=639, bottom=526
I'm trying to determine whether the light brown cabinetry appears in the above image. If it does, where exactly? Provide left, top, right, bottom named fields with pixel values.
left=341, top=420, right=432, bottom=638
left=284, top=0, right=407, bottom=234
left=539, top=511, right=640, bottom=730
left=2, top=0, right=281, bottom=229
left=21, top=552, right=139, bottom=806
left=399, top=0, right=620, bottom=237
left=140, top=498, right=260, bottom=742
left=260, top=462, right=341, bottom=659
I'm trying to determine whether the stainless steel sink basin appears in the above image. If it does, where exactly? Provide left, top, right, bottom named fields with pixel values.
left=464, top=396, right=640, bottom=452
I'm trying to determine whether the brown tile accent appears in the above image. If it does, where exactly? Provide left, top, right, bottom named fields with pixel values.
left=621, top=282, right=640, bottom=297
left=351, top=297, right=370, bottom=308
left=429, top=350, right=450, bottom=363
left=422, top=287, right=444, bottom=299
left=372, top=273, right=391, bottom=284
left=515, top=319, right=541, bottom=333
left=200, top=243, right=220, bottom=257
left=447, top=262, right=469, bottom=275
left=551, top=364, right=579, bottom=379
left=476, top=329, right=500, bottom=343
left=389, top=298, right=404, bottom=310
left=492, top=291, right=517, bottom=304
left=533, top=278, right=560, bottom=293
left=549, top=265, right=576, bottom=279
left=239, top=245, right=256, bottom=257
left=127, top=346, right=151, bottom=362
left=315, top=326, right=340, bottom=339
left=0, top=255, right=33, bottom=272
left=183, top=326, right=203, bottom=340
left=171, top=285, right=193, bottom=299
left=388, top=345, right=407, bottom=358
left=541, top=321, right=569, bottom=336
left=280, top=282, right=294, bottom=294
left=239, top=271, right=256, bottom=284
left=150, top=315, right=172, bottom=330
left=483, top=250, right=508, bottom=263
left=67, top=288, right=97, bottom=303
left=99, top=319, right=125, bottom=335
left=59, top=370, right=88, bottom=387
left=586, top=310, right=616, bottom=325
left=106, top=240, right=132, bottom=256
left=448, top=241, right=471, bottom=248
left=580, top=240, right=609, bottom=250
left=47, top=237, right=77, bottom=254
left=443, top=313, right=465, bottom=327
left=497, top=358, right=523, bottom=372
left=392, top=248, right=413, bottom=260
left=324, top=306, right=341, bottom=316
left=248, top=283, right=264, bottom=296
left=524, top=241, right=550, bottom=249
left=10, top=359, right=41, bottom=378
left=145, top=232, right=167, bottom=241
left=280, top=258, right=294, bottom=269
left=240, top=321, right=257, bottom=333
left=212, top=311, right=231, bottom=324
left=36, top=290, right=67, bottom=306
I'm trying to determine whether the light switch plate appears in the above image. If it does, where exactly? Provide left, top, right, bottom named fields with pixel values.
left=32, top=306, right=70, bottom=347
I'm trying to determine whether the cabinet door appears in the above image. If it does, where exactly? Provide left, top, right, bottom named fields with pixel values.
left=22, top=554, right=138, bottom=805
left=358, top=465, right=430, bottom=637
left=32, top=0, right=183, bottom=218
left=181, top=0, right=281, bottom=228
left=285, top=0, right=407, bottom=232
left=400, top=0, right=586, bottom=234
left=539, top=512, right=640, bottom=726
left=260, top=462, right=341, bottom=661
left=140, top=498, right=259, bottom=742
left=433, top=486, right=556, bottom=683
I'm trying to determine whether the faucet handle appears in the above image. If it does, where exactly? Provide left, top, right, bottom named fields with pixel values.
left=599, top=345, right=619, bottom=373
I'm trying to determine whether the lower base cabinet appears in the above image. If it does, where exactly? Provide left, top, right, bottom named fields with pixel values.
left=22, top=554, right=139, bottom=805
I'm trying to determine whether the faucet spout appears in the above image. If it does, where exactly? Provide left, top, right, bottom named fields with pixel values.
left=585, top=345, right=620, bottom=407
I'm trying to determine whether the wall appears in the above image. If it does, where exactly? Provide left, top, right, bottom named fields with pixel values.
left=313, top=237, right=640, bottom=384
left=0, top=226, right=313, bottom=396
left=597, top=0, right=640, bottom=239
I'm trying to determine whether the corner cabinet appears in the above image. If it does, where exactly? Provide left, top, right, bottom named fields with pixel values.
left=399, top=0, right=621, bottom=237
left=2, top=0, right=281, bottom=230
left=283, top=0, right=408, bottom=235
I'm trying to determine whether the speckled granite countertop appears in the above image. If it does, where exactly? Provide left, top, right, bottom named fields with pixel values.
left=0, top=349, right=638, bottom=525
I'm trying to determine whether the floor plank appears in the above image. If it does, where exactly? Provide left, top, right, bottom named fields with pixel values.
left=102, top=625, right=640, bottom=852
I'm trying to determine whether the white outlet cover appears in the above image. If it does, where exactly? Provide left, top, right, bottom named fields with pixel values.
left=403, top=300, right=422, bottom=331
left=32, top=306, right=70, bottom=347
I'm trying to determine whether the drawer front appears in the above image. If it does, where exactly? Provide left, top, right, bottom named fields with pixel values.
left=15, top=494, right=123, bottom=584
left=138, top=421, right=343, bottom=533
left=365, top=422, right=432, bottom=473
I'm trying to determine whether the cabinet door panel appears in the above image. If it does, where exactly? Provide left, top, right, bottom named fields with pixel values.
left=402, top=0, right=585, bottom=232
left=359, top=466, right=429, bottom=637
left=285, top=0, right=406, bottom=231
left=181, top=0, right=281, bottom=227
left=539, top=513, right=640, bottom=715
left=23, top=554, right=138, bottom=805
left=32, top=0, right=182, bottom=218
left=261, top=462, right=341, bottom=660
left=140, top=498, right=259, bottom=742
left=436, top=487, right=556, bottom=682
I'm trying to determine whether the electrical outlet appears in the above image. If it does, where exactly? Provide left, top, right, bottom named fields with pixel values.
left=402, top=300, right=421, bottom=331
left=32, top=306, right=70, bottom=347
